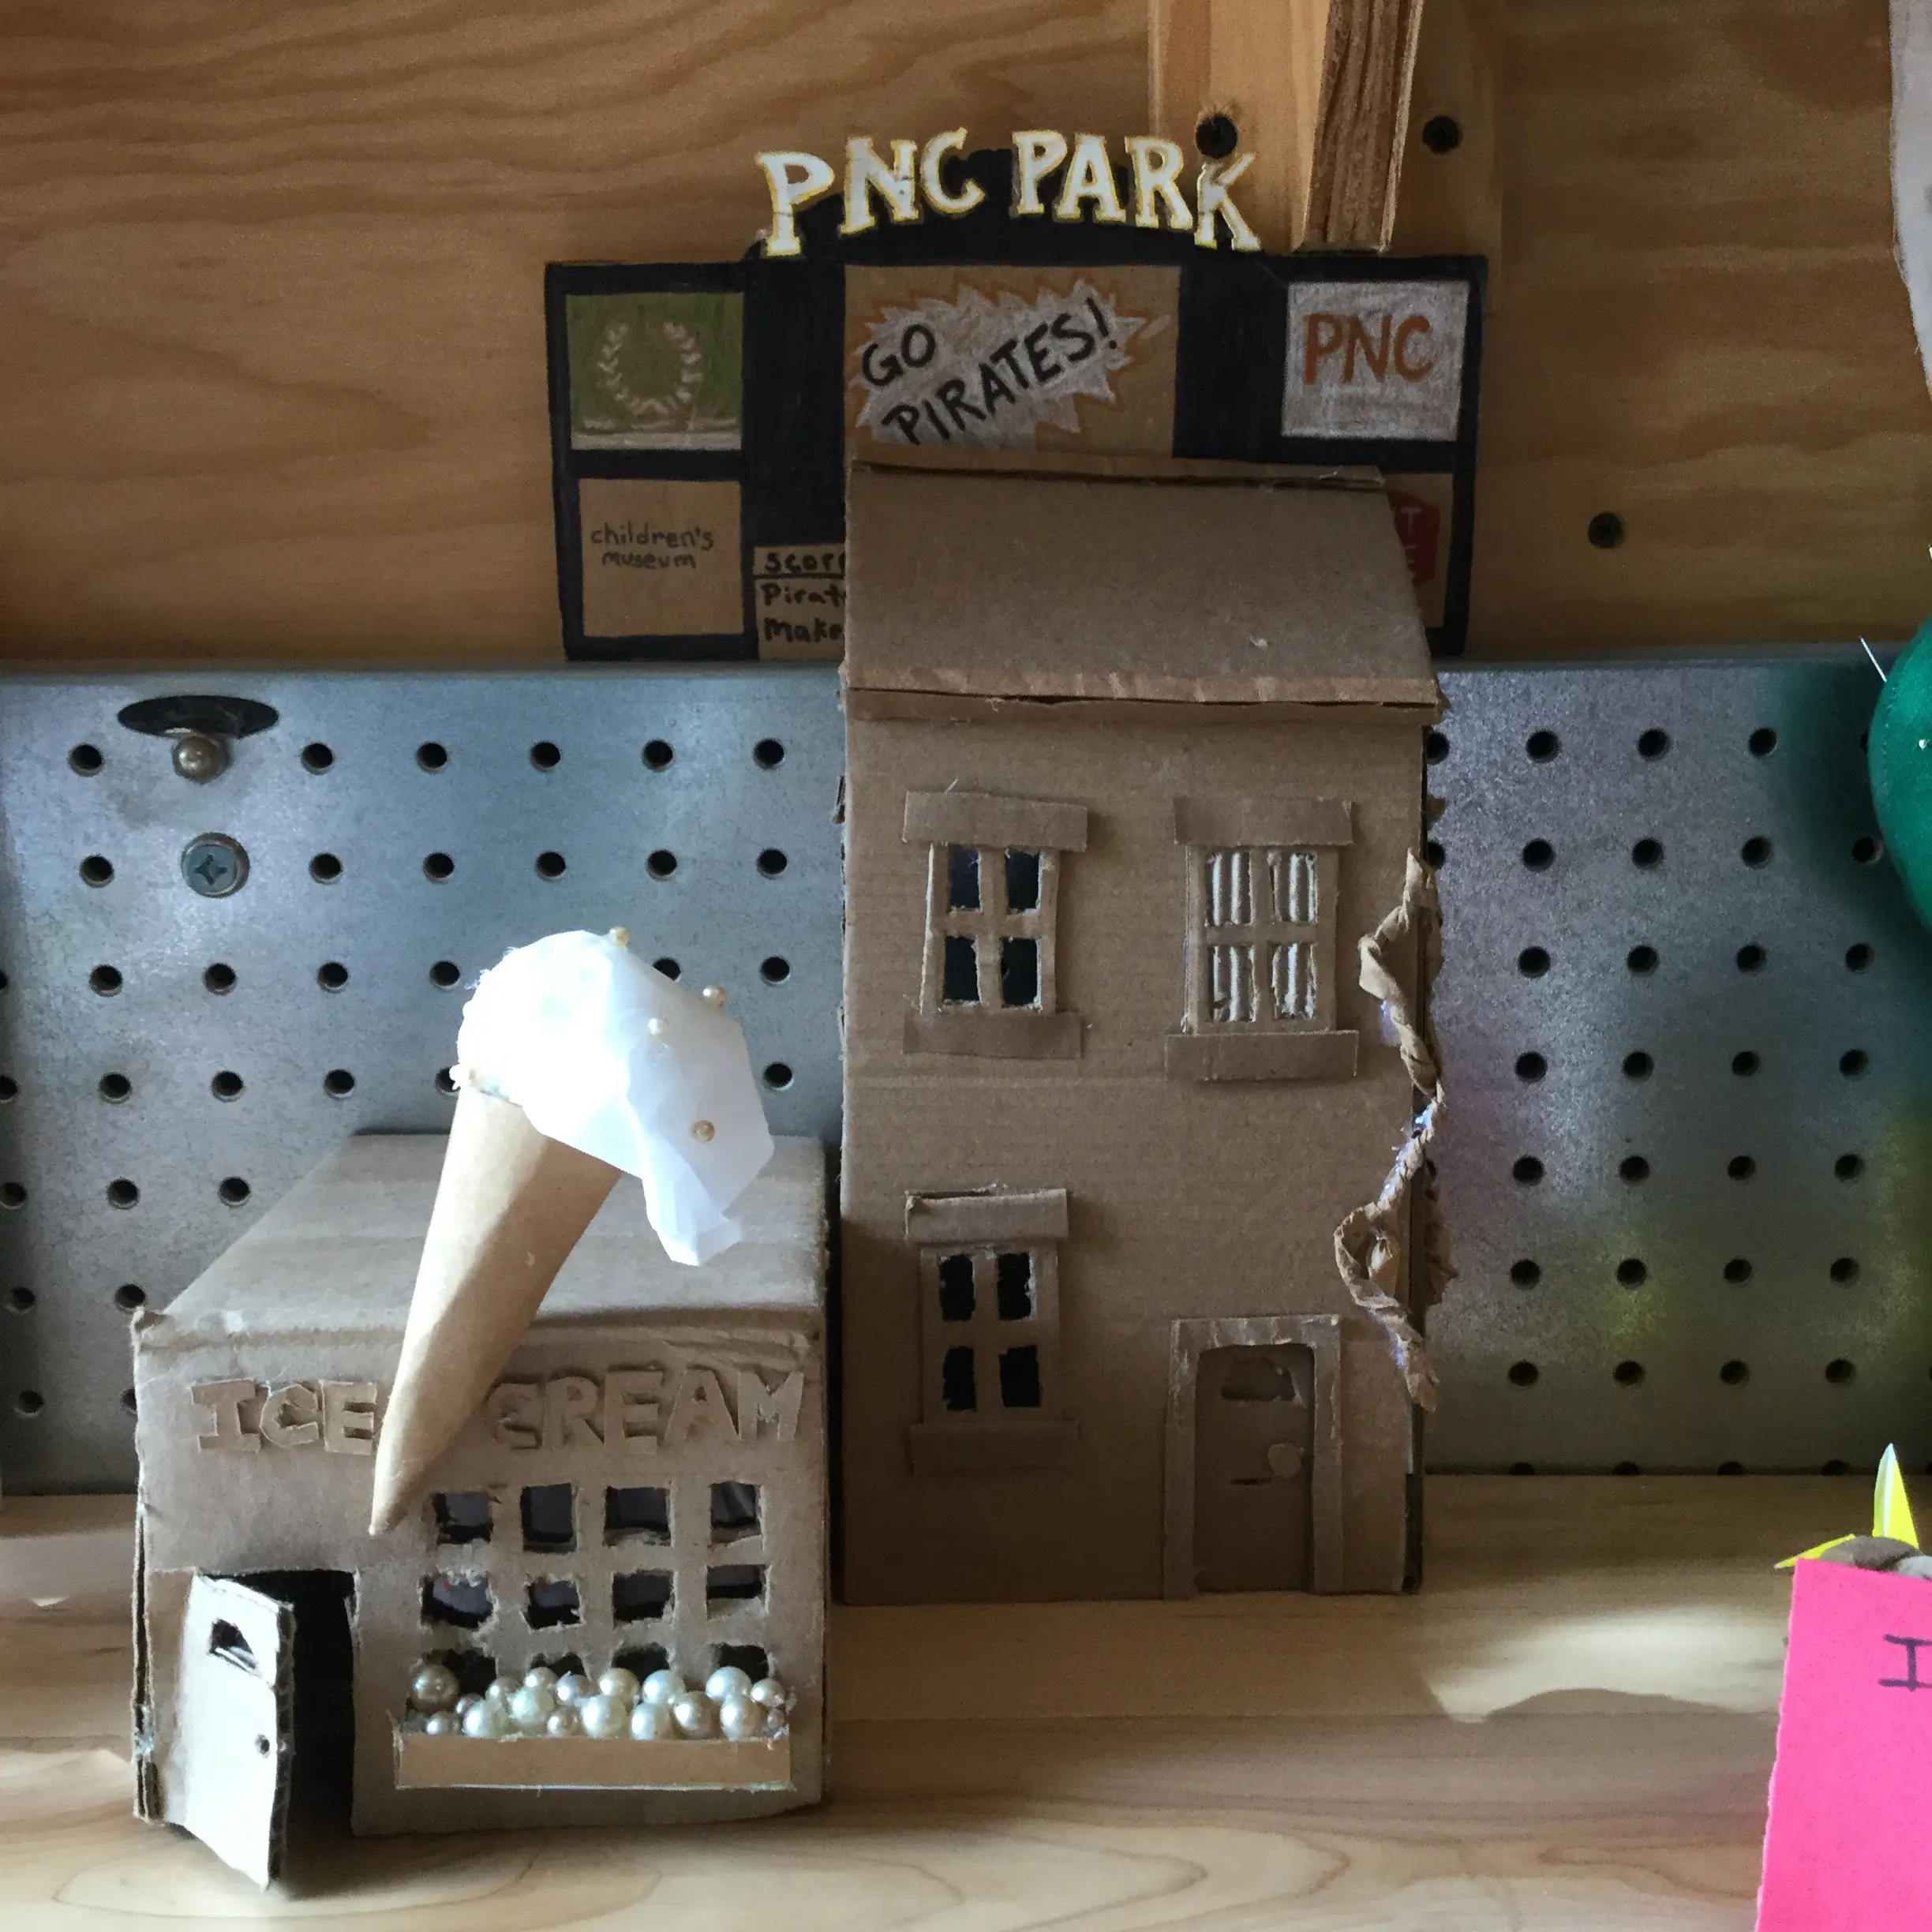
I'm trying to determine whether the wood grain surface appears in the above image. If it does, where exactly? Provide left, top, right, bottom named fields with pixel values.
left=1, top=2, right=1927, bottom=662
left=0, top=1474, right=1868, bottom=1926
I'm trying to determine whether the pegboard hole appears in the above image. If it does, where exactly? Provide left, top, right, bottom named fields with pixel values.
left=324, top=1069, right=356, bottom=1098
left=1735, top=943, right=1765, bottom=973
left=1619, top=1155, right=1649, bottom=1184
left=760, top=957, right=791, bottom=984
left=15, top=1391, right=43, bottom=1417
left=435, top=1066, right=458, bottom=1095
left=1421, top=113, right=1462, bottom=154
left=1194, top=112, right=1239, bottom=159
left=1511, top=1155, right=1544, bottom=1185
left=79, top=855, right=114, bottom=887
left=1626, top=945, right=1657, bottom=975
left=203, top=963, right=235, bottom=994
left=1719, top=1461, right=1745, bottom=1476
left=1840, top=1048, right=1869, bottom=1077
left=1521, top=839, right=1553, bottom=871
left=423, top=852, right=455, bottom=882
left=1748, top=726, right=1777, bottom=758
left=1852, top=834, right=1883, bottom=864
left=211, top=1071, right=243, bottom=1101
left=1834, top=1152, right=1865, bottom=1181
left=647, top=850, right=677, bottom=879
left=1508, top=1462, right=1535, bottom=1475
left=430, top=960, right=461, bottom=988
left=642, top=739, right=675, bottom=771
left=1517, top=946, right=1550, bottom=978
left=1616, top=1257, right=1647, bottom=1288
left=1612, top=1463, right=1643, bottom=1477
left=534, top=851, right=567, bottom=879
left=69, top=743, right=103, bottom=775
left=754, top=738, right=785, bottom=769
left=1425, top=839, right=1446, bottom=868
left=91, top=964, right=123, bottom=996
left=1731, top=1050, right=1759, bottom=1076
left=309, top=853, right=342, bottom=883
left=1720, top=1360, right=1750, bottom=1385
left=1846, top=942, right=1874, bottom=972
left=7, top=1287, right=32, bottom=1312
left=0, top=1183, right=23, bottom=1211
left=1727, top=1155, right=1756, bottom=1180
left=1637, top=728, right=1671, bottom=760
left=1507, top=1361, right=1539, bottom=1387
left=121, top=1388, right=137, bottom=1417
left=317, top=961, right=349, bottom=991
left=219, top=1176, right=252, bottom=1207
left=98, top=1073, right=131, bottom=1103
left=1587, top=512, right=1625, bottom=549
left=1631, top=838, right=1663, bottom=869
left=1829, top=1256, right=1860, bottom=1283
left=1515, top=1051, right=1548, bottom=1082
left=530, top=740, right=561, bottom=770
left=1825, top=1358, right=1856, bottom=1384
left=1612, top=1360, right=1646, bottom=1387
left=417, top=741, right=448, bottom=771
left=758, top=848, right=788, bottom=877
left=0, top=1076, right=15, bottom=1103
left=301, top=743, right=334, bottom=773
left=1524, top=729, right=1559, bottom=762
left=653, top=957, right=680, bottom=980
left=1724, top=1257, right=1753, bottom=1284
left=114, top=1283, right=144, bottom=1310
left=762, top=1062, right=794, bottom=1091
left=1622, top=1050, right=1654, bottom=1079
left=1508, top=1259, right=1541, bottom=1288
left=106, top=1179, right=138, bottom=1209
left=1740, top=836, right=1773, bottom=867
left=1822, top=1459, right=1851, bottom=1476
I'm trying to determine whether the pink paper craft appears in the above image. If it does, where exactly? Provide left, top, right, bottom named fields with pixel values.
left=1758, top=1558, right=1932, bottom=1928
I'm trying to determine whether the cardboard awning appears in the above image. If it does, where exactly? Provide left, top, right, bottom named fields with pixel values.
left=844, top=462, right=1437, bottom=710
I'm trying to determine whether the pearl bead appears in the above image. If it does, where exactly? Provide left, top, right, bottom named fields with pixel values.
left=717, top=1694, right=765, bottom=1741
left=646, top=1015, right=669, bottom=1039
left=704, top=1664, right=752, bottom=1703
left=608, top=927, right=631, bottom=949
left=640, top=1668, right=685, bottom=1705
left=507, top=1684, right=556, bottom=1732
left=454, top=1693, right=481, bottom=1718
left=424, top=1710, right=460, bottom=1736
left=409, top=1662, right=461, bottom=1712
left=749, top=1677, right=789, bottom=1710
left=462, top=1700, right=509, bottom=1739
left=485, top=1676, right=519, bottom=1707
left=671, top=1692, right=718, bottom=1739
left=545, top=1707, right=581, bottom=1738
left=630, top=1700, right=678, bottom=1741
left=554, top=1672, right=593, bottom=1707
left=597, top=1668, right=639, bottom=1705
left=578, top=1694, right=627, bottom=1739
left=522, top=1666, right=558, bottom=1691
left=691, top=1118, right=715, bottom=1141
left=701, top=984, right=727, bottom=1009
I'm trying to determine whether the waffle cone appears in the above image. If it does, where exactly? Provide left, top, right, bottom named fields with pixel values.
left=368, top=1085, right=621, bottom=1534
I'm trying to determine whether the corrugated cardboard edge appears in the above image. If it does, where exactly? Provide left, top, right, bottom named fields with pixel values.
left=848, top=667, right=1445, bottom=707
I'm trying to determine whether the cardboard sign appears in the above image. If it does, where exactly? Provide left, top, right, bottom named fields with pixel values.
left=1757, top=1559, right=1932, bottom=1927
left=1282, top=280, right=1470, bottom=440
left=576, top=477, right=742, bottom=640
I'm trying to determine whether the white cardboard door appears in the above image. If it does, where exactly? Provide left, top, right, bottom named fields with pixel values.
left=162, top=1574, right=294, bottom=1885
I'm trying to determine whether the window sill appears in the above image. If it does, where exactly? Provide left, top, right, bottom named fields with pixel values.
left=904, top=1009, right=1081, bottom=1059
left=908, top=1419, right=1080, bottom=1474
left=1164, top=1029, right=1359, bottom=1083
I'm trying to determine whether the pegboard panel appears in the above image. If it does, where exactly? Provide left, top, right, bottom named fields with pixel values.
left=1425, top=655, right=1932, bottom=1477
left=0, top=671, right=843, bottom=1491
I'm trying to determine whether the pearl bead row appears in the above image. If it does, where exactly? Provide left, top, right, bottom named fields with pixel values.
left=408, top=1660, right=791, bottom=1743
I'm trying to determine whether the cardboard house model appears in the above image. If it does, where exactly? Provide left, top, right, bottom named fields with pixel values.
left=838, top=458, right=1445, bottom=1604
left=131, top=1132, right=827, bottom=1883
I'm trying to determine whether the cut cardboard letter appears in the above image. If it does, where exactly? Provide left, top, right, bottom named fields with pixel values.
left=369, top=1087, right=620, bottom=1533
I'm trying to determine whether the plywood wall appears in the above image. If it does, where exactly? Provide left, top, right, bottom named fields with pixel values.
left=1, top=0, right=1927, bottom=661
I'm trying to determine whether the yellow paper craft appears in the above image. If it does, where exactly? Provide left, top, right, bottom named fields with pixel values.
left=1777, top=1444, right=1919, bottom=1568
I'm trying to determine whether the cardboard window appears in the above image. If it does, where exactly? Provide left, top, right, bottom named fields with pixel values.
left=612, top=1642, right=669, bottom=1681
left=604, top=1485, right=670, bottom=1544
left=520, top=1482, right=576, bottom=1552
left=525, top=1578, right=582, bottom=1629
left=432, top=1491, right=492, bottom=1544
left=612, top=1571, right=673, bottom=1622
left=710, top=1481, right=760, bottom=1541
left=942, top=1345, right=977, bottom=1411
left=422, top=1576, right=492, bottom=1630
left=713, top=1642, right=769, bottom=1681
left=706, top=1563, right=766, bottom=1608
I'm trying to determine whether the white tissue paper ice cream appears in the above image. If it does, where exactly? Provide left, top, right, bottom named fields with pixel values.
left=456, top=929, right=774, bottom=1265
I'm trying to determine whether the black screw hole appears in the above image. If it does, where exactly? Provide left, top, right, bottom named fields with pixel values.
left=1748, top=726, right=1777, bottom=758
left=430, top=960, right=461, bottom=988
left=1194, top=112, right=1238, bottom=159
left=1720, top=1462, right=1746, bottom=1476
left=754, top=738, right=785, bottom=769
left=757, top=848, right=788, bottom=877
left=98, top=1073, right=131, bottom=1103
left=317, top=961, right=349, bottom=992
left=1622, top=1050, right=1653, bottom=1079
left=1822, top=1460, right=1851, bottom=1477
left=1727, top=1155, right=1756, bottom=1181
left=202, top=963, right=234, bottom=994
left=1616, top=1257, right=1648, bottom=1288
left=1840, top=1048, right=1869, bottom=1077
left=1612, top=1360, right=1646, bottom=1387
left=15, top=1391, right=43, bottom=1417
left=653, top=957, right=680, bottom=981
left=1631, top=837, right=1663, bottom=868
left=1619, top=1155, right=1649, bottom=1184
left=1720, top=1360, right=1750, bottom=1386
left=423, top=852, right=455, bottom=882
left=1825, top=1358, right=1855, bottom=1384
left=91, top=965, right=123, bottom=996
left=69, top=743, right=103, bottom=775
left=647, top=850, right=678, bottom=879
left=1724, top=1257, right=1753, bottom=1284
left=1425, top=839, right=1447, bottom=867
left=301, top=743, right=334, bottom=773
left=1846, top=942, right=1875, bottom=972
left=324, top=1069, right=355, bottom=1098
left=1852, top=835, right=1882, bottom=864
left=535, top=851, right=567, bottom=879
left=1421, top=113, right=1462, bottom=154
left=435, top=1066, right=458, bottom=1095
left=530, top=740, right=561, bottom=770
left=218, top=1176, right=251, bottom=1207
left=309, top=852, right=342, bottom=883
left=1509, top=1462, right=1536, bottom=1476
left=79, top=855, right=114, bottom=886
left=762, top=1062, right=794, bottom=1090
left=1638, top=728, right=1671, bottom=760
left=642, top=739, right=674, bottom=770
left=0, top=1076, right=16, bottom=1103
left=1612, top=1464, right=1642, bottom=1477
left=1735, top=943, right=1765, bottom=973
left=1507, top=1361, right=1539, bottom=1387
left=1509, top=1259, right=1541, bottom=1288
left=760, top=957, right=791, bottom=984
left=1525, top=729, right=1559, bottom=762
left=1732, top=1050, right=1760, bottom=1076
left=1521, top=838, right=1553, bottom=871
left=1830, top=1256, right=1860, bottom=1283
left=1587, top=511, right=1625, bottom=549
left=1740, top=836, right=1773, bottom=867
left=1425, top=729, right=1451, bottom=764
left=1511, top=1155, right=1544, bottom=1185
left=1626, top=945, right=1657, bottom=975
left=0, top=1183, right=22, bottom=1211
left=1515, top=1051, right=1548, bottom=1082
left=211, top=1071, right=243, bottom=1101
left=1518, top=945, right=1550, bottom=978
left=106, top=1179, right=138, bottom=1209
left=114, top=1284, right=144, bottom=1310
left=1835, top=1153, right=1865, bottom=1181
left=6, top=1287, right=32, bottom=1312
left=417, top=741, right=447, bottom=771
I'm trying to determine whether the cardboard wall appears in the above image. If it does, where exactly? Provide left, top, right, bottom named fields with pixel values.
left=2, top=0, right=1926, bottom=663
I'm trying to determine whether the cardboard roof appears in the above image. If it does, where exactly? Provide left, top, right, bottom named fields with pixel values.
left=146, top=1134, right=826, bottom=1350
left=844, top=462, right=1437, bottom=710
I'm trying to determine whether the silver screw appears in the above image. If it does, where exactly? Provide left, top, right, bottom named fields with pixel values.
left=171, top=732, right=227, bottom=784
left=181, top=834, right=249, bottom=898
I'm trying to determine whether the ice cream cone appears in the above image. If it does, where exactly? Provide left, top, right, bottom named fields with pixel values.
left=369, top=1084, right=621, bottom=1534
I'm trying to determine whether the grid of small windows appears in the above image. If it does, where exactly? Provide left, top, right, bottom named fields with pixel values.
left=1189, top=845, right=1335, bottom=1031
left=923, top=1245, right=1058, bottom=1422
left=925, top=844, right=1054, bottom=1013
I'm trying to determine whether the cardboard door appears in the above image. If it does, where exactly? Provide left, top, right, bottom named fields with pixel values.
left=1193, top=1345, right=1315, bottom=1592
left=163, top=1574, right=294, bottom=1885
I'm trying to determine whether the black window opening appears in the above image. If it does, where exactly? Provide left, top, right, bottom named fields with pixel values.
left=614, top=1642, right=669, bottom=1680
left=521, top=1482, right=575, bottom=1552
left=937, top=1252, right=975, bottom=1321
left=432, top=1491, right=492, bottom=1545
left=942, top=1344, right=977, bottom=1413
left=605, top=1484, right=670, bottom=1544
left=208, top=1619, right=257, bottom=1671
left=526, top=1578, right=582, bottom=1629
left=995, top=1251, right=1034, bottom=1320
left=530, top=1649, right=586, bottom=1679
left=942, top=933, right=979, bottom=1004
left=424, top=1646, right=497, bottom=1698
left=612, top=1571, right=672, bottom=1623
left=1005, top=848, right=1041, bottom=912
left=714, top=1642, right=769, bottom=1681
left=999, top=936, right=1039, bottom=1008
left=422, top=1576, right=492, bottom=1630
left=707, top=1563, right=766, bottom=1608
left=999, top=1344, right=1043, bottom=1409
left=710, top=1481, right=760, bottom=1542
left=947, top=845, right=980, bottom=911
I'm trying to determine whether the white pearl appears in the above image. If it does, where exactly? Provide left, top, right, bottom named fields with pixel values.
left=597, top=1668, right=639, bottom=1705
left=454, top=1693, right=481, bottom=1718
left=701, top=983, right=727, bottom=1009
left=578, top=1694, right=627, bottom=1739
left=507, top=1684, right=555, bottom=1732
left=640, top=1669, right=685, bottom=1705
left=462, top=1700, right=509, bottom=1739
left=717, top=1694, right=765, bottom=1741
left=424, top=1710, right=460, bottom=1736
left=553, top=1672, right=593, bottom=1707
left=749, top=1677, right=788, bottom=1710
left=545, top=1707, right=581, bottom=1738
left=522, top=1666, right=559, bottom=1691
left=608, top=927, right=631, bottom=949
left=485, top=1676, right=518, bottom=1707
left=671, top=1692, right=718, bottom=1739
left=409, top=1662, right=461, bottom=1712
left=630, top=1700, right=678, bottom=1741
left=646, top=1015, right=669, bottom=1039
left=704, top=1664, right=752, bottom=1703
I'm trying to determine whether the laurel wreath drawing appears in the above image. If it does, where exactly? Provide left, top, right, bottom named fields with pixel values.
left=588, top=318, right=704, bottom=427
